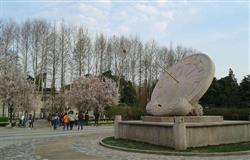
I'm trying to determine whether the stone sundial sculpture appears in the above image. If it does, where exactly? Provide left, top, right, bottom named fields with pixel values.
left=146, top=53, right=215, bottom=116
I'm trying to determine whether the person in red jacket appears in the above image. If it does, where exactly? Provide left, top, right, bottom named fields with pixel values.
left=78, top=111, right=85, bottom=130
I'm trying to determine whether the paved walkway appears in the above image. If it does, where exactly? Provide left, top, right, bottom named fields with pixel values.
left=0, top=120, right=249, bottom=160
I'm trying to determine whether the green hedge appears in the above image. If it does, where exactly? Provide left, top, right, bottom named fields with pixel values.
left=0, top=117, right=8, bottom=122
left=105, top=104, right=147, bottom=120
left=0, top=122, right=9, bottom=127
left=105, top=106, right=250, bottom=121
left=204, top=107, right=250, bottom=120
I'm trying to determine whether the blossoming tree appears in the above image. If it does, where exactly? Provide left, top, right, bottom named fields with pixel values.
left=67, top=76, right=119, bottom=113
left=0, top=56, right=37, bottom=124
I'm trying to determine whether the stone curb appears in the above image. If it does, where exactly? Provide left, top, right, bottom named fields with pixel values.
left=99, top=137, right=250, bottom=157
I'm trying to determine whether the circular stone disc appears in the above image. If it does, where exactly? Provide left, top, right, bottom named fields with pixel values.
left=146, top=53, right=215, bottom=116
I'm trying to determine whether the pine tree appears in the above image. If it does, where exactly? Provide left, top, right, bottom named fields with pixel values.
left=239, top=75, right=250, bottom=107
left=217, top=68, right=240, bottom=107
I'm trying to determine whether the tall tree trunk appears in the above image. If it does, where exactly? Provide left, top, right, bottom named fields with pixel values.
left=51, top=26, right=57, bottom=112
left=114, top=51, right=118, bottom=75
left=138, top=44, right=142, bottom=100
left=100, top=51, right=103, bottom=76
left=87, top=51, right=91, bottom=75
left=95, top=56, right=98, bottom=75
left=2, top=102, right=5, bottom=117
left=24, top=46, right=28, bottom=73
left=60, top=26, right=65, bottom=92
left=79, top=54, right=82, bottom=77
left=34, top=37, right=38, bottom=90
left=144, top=64, right=148, bottom=104
left=107, top=43, right=112, bottom=71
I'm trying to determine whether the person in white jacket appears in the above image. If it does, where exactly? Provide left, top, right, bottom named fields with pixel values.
left=69, top=112, right=75, bottom=130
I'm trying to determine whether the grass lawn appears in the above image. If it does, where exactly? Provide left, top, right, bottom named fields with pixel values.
left=103, top=137, right=174, bottom=151
left=103, top=137, right=250, bottom=153
left=188, top=142, right=250, bottom=153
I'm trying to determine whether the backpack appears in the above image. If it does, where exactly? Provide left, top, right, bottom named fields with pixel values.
left=78, top=113, right=84, bottom=120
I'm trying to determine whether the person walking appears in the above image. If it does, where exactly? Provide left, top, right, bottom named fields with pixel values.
left=52, top=113, right=59, bottom=130
left=59, top=113, right=64, bottom=126
left=78, top=111, right=84, bottom=130
left=94, top=107, right=100, bottom=127
left=47, top=113, right=52, bottom=126
left=75, top=113, right=79, bottom=126
left=20, top=115, right=25, bottom=127
left=85, top=110, right=89, bottom=126
left=23, top=115, right=28, bottom=127
left=63, top=113, right=70, bottom=130
left=28, top=114, right=34, bottom=128
left=69, top=112, right=75, bottom=130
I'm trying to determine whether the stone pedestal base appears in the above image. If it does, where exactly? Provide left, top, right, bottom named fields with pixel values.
left=115, top=116, right=250, bottom=150
left=141, top=116, right=223, bottom=123
left=114, top=115, right=122, bottom=139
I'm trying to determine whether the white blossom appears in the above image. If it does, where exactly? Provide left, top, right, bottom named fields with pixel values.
left=67, top=76, right=119, bottom=112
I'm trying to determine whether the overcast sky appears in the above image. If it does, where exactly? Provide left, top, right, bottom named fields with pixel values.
left=0, top=0, right=249, bottom=82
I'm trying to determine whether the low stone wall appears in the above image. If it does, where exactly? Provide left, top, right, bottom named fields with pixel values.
left=115, top=116, right=250, bottom=150
left=186, top=122, right=250, bottom=148
left=118, top=121, right=174, bottom=147
left=142, top=116, right=223, bottom=123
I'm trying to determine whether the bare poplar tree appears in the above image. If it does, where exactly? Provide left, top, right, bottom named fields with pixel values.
left=39, top=22, right=50, bottom=90
left=47, top=23, right=59, bottom=112
left=1, top=20, right=16, bottom=57
left=20, top=19, right=31, bottom=74
left=137, top=42, right=143, bottom=101
left=129, top=36, right=140, bottom=86
left=73, top=27, right=91, bottom=77
left=111, top=35, right=119, bottom=75
left=114, top=36, right=131, bottom=90
left=31, top=20, right=42, bottom=86
left=0, top=19, right=3, bottom=55
left=146, top=40, right=159, bottom=98
left=106, top=40, right=112, bottom=72
left=94, top=33, right=107, bottom=76
left=59, top=21, right=71, bottom=92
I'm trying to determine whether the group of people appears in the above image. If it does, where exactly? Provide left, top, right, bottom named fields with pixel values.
left=61, top=112, right=85, bottom=130
left=16, top=107, right=100, bottom=130
left=19, top=114, right=34, bottom=128
left=49, top=110, right=96, bottom=130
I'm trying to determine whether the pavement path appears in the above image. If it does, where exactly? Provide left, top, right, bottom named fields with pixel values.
left=0, top=120, right=249, bottom=160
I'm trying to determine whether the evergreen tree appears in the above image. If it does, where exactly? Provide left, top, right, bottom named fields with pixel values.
left=102, top=70, right=138, bottom=106
left=239, top=75, right=250, bottom=107
left=200, top=77, right=220, bottom=106
left=217, top=68, right=240, bottom=107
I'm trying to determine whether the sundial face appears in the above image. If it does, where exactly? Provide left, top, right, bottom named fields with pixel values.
left=146, top=54, right=215, bottom=116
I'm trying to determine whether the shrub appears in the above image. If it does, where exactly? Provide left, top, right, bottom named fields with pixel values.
left=0, top=117, right=8, bottom=122
left=204, top=107, right=250, bottom=120
left=104, top=104, right=148, bottom=120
